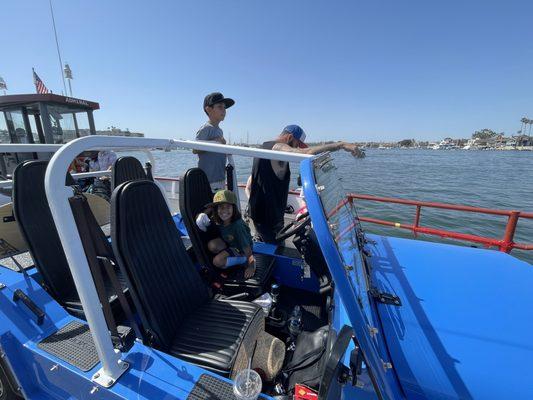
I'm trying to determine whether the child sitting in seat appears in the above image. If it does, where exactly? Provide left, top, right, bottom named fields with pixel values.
left=196, top=190, right=256, bottom=279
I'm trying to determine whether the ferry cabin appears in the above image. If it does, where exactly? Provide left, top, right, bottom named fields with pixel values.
left=0, top=94, right=98, bottom=176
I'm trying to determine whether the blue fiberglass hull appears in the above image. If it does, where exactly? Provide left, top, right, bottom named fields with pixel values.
left=368, top=234, right=533, bottom=400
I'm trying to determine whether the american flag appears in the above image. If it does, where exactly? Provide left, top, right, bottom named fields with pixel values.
left=32, top=69, right=50, bottom=94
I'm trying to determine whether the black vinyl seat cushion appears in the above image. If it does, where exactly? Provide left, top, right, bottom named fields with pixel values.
left=222, top=253, right=276, bottom=296
left=111, top=180, right=263, bottom=376
left=12, top=160, right=126, bottom=318
left=170, top=299, right=263, bottom=374
left=179, top=168, right=275, bottom=297
left=112, top=156, right=150, bottom=190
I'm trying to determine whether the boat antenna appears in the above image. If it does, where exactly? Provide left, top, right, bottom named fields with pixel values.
left=49, top=0, right=67, bottom=95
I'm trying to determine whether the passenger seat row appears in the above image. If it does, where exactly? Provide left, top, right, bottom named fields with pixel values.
left=12, top=158, right=272, bottom=378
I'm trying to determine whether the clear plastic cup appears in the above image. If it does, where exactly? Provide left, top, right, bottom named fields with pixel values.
left=233, top=369, right=262, bottom=400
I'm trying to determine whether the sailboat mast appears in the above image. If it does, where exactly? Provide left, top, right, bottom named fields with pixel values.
left=49, top=0, right=67, bottom=95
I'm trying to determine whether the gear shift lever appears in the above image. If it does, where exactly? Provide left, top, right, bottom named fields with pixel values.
left=270, top=283, right=280, bottom=319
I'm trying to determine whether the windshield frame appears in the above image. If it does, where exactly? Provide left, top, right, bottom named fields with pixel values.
left=300, top=155, right=402, bottom=399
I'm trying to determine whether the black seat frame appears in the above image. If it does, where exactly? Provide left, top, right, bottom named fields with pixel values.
left=12, top=160, right=125, bottom=319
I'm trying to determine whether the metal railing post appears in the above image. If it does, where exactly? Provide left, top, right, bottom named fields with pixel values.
left=413, top=205, right=422, bottom=237
left=500, top=211, right=520, bottom=253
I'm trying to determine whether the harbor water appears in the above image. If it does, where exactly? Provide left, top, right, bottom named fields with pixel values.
left=143, top=148, right=533, bottom=265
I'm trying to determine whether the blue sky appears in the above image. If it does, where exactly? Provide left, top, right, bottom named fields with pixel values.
left=1, top=0, right=532, bottom=142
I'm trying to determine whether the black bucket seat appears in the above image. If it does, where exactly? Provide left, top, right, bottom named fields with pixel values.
left=12, top=160, right=126, bottom=318
left=179, top=168, right=274, bottom=297
left=111, top=179, right=264, bottom=377
left=111, top=156, right=152, bottom=190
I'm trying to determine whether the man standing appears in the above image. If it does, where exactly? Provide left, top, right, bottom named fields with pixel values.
left=88, top=150, right=117, bottom=171
left=195, top=92, right=235, bottom=191
left=247, top=125, right=364, bottom=244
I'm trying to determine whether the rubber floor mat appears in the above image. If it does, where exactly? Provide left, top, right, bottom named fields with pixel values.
left=187, top=374, right=237, bottom=400
left=38, top=321, right=99, bottom=371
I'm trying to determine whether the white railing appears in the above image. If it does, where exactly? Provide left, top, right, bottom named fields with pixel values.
left=0, top=144, right=63, bottom=152
left=0, top=146, right=156, bottom=189
left=38, top=136, right=312, bottom=387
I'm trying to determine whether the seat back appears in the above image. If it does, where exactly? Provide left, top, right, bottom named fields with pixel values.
left=112, top=156, right=150, bottom=190
left=111, top=180, right=210, bottom=350
left=12, top=161, right=78, bottom=303
left=178, top=168, right=214, bottom=268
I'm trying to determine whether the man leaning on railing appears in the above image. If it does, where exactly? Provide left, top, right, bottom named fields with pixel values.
left=246, top=125, right=365, bottom=243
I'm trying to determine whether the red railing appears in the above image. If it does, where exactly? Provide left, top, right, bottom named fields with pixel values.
left=158, top=177, right=532, bottom=253
left=347, top=193, right=533, bottom=253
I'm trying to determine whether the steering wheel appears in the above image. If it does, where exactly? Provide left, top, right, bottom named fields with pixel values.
left=275, top=212, right=311, bottom=242
left=318, top=325, right=355, bottom=399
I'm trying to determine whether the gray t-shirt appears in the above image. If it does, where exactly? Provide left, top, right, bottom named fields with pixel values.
left=196, top=122, right=227, bottom=183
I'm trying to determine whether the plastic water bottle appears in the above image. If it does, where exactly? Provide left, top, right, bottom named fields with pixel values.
left=288, top=305, right=303, bottom=338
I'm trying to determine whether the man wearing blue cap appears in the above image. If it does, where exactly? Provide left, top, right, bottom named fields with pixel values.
left=247, top=125, right=364, bottom=243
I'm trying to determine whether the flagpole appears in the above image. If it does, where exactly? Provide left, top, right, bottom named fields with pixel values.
left=32, top=67, right=37, bottom=94
left=64, top=63, right=73, bottom=96
left=49, top=0, right=67, bottom=95
left=0, top=76, right=6, bottom=95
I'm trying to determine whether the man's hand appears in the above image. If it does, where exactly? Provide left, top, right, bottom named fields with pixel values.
left=343, top=143, right=365, bottom=158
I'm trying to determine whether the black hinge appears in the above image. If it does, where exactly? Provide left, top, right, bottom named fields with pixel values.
left=369, top=288, right=401, bottom=306
left=111, top=325, right=135, bottom=352
left=13, top=289, right=46, bottom=324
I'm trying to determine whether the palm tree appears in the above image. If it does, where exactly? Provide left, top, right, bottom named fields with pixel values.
left=520, top=117, right=528, bottom=134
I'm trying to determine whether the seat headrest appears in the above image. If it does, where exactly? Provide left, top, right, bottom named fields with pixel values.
left=112, top=156, right=148, bottom=190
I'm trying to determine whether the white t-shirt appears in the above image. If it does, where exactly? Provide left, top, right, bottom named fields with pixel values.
left=89, top=151, right=117, bottom=171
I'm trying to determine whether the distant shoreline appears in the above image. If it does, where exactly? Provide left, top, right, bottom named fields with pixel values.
left=362, top=146, right=533, bottom=151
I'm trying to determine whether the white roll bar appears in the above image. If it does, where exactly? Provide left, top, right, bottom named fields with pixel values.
left=173, top=139, right=311, bottom=162
left=41, top=135, right=312, bottom=386
left=45, top=137, right=170, bottom=386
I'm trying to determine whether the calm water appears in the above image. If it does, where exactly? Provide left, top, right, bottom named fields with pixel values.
left=142, top=148, right=533, bottom=265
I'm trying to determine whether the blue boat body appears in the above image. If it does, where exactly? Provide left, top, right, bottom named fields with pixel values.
left=368, top=234, right=533, bottom=400
left=0, top=266, right=273, bottom=400
left=0, top=244, right=373, bottom=399
left=0, top=154, right=531, bottom=399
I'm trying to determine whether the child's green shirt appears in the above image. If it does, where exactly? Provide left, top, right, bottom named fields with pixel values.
left=219, top=219, right=253, bottom=252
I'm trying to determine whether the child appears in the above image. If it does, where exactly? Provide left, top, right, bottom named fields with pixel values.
left=196, top=190, right=256, bottom=279
left=195, top=92, right=235, bottom=192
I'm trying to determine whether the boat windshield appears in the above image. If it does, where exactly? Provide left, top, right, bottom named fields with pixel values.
left=313, top=154, right=377, bottom=327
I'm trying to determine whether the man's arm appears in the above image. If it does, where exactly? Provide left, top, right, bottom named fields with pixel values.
left=272, top=141, right=365, bottom=157
left=245, top=175, right=252, bottom=198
